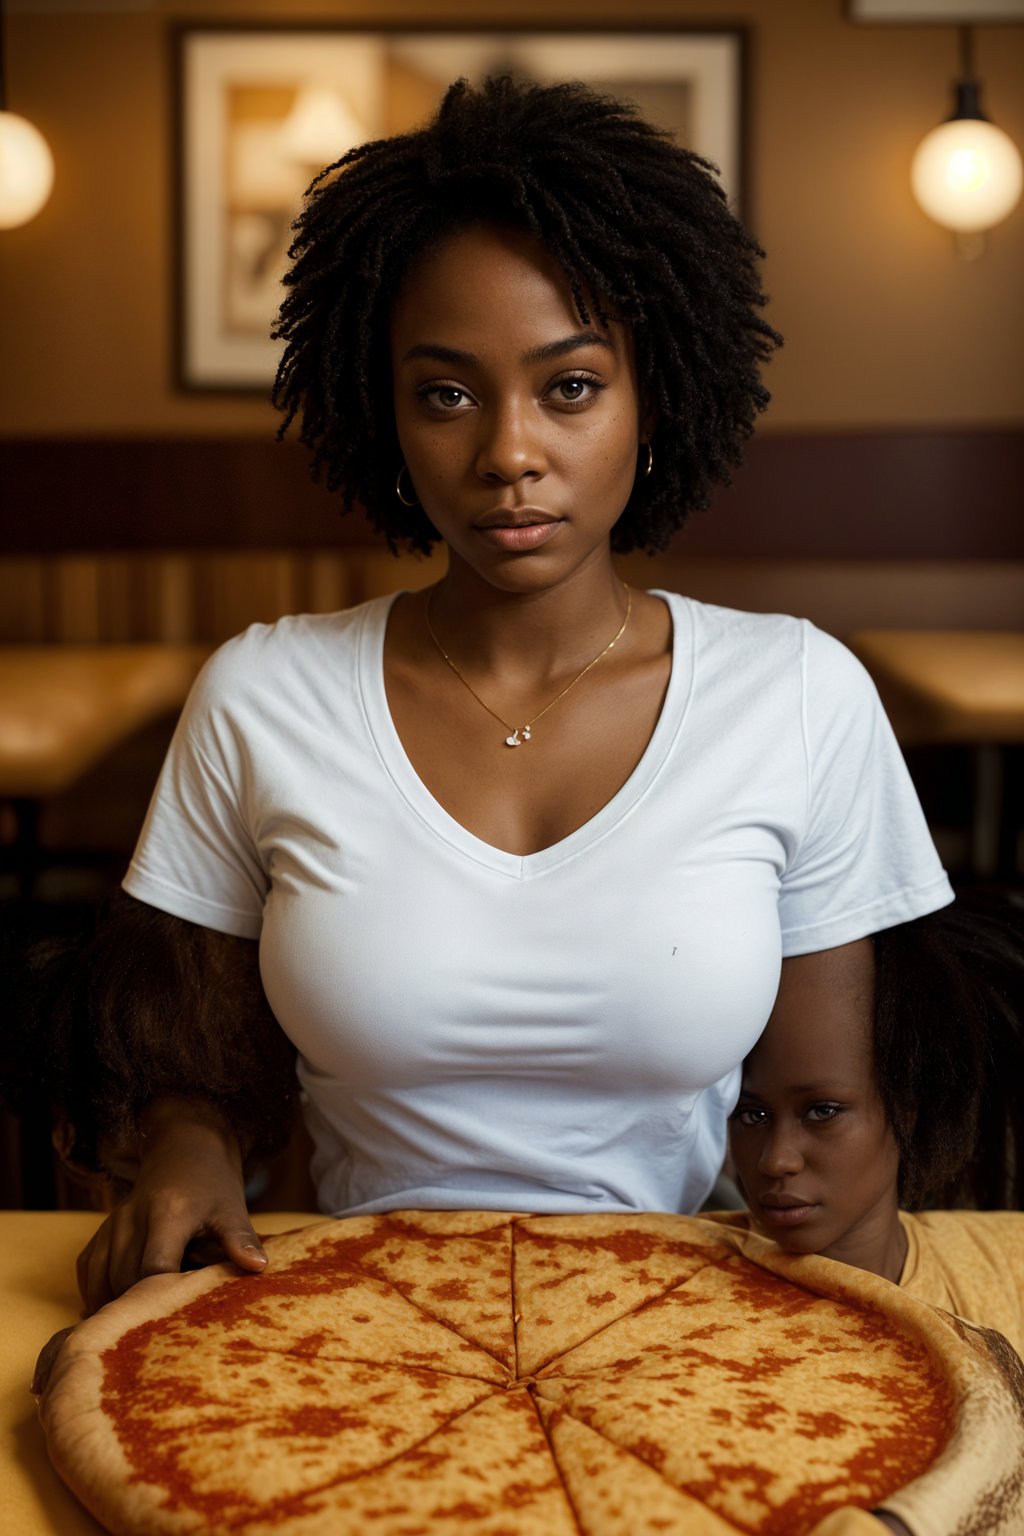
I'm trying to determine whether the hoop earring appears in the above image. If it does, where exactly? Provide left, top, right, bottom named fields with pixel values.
left=396, top=465, right=419, bottom=507
left=640, top=442, right=653, bottom=479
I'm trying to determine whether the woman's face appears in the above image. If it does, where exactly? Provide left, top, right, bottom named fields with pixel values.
left=728, top=941, right=904, bottom=1278
left=390, top=221, right=647, bottom=594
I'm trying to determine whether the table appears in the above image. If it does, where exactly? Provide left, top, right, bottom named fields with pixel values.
left=0, top=644, right=209, bottom=897
left=848, top=630, right=1024, bottom=877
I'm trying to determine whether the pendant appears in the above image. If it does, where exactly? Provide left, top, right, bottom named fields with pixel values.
left=505, top=725, right=532, bottom=747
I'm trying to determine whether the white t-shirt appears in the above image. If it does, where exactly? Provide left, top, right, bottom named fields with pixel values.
left=123, top=592, right=953, bottom=1218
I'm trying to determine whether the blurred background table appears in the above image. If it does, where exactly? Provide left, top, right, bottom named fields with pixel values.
left=848, top=630, right=1024, bottom=878
left=0, top=644, right=209, bottom=901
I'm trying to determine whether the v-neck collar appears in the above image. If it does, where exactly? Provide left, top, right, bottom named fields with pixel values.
left=358, top=590, right=695, bottom=880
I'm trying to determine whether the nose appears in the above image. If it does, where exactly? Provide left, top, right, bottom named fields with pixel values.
left=475, top=401, right=546, bottom=484
left=757, top=1124, right=804, bottom=1179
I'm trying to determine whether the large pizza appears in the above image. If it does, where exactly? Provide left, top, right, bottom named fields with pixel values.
left=37, top=1212, right=1024, bottom=1535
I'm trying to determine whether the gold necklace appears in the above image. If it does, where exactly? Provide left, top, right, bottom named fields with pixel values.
left=425, top=583, right=632, bottom=747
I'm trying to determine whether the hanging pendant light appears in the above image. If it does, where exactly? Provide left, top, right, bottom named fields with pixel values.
left=910, top=26, right=1022, bottom=255
left=0, top=110, right=54, bottom=229
left=0, top=0, right=54, bottom=229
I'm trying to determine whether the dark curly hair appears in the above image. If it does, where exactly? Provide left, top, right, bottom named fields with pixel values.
left=873, top=890, right=1024, bottom=1211
left=1, top=894, right=298, bottom=1182
left=272, top=75, right=781, bottom=555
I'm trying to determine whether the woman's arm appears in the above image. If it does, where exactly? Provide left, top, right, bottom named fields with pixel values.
left=32, top=891, right=299, bottom=1312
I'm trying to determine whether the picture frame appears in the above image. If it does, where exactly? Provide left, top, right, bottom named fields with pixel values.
left=173, top=23, right=746, bottom=393
left=846, top=1, right=1024, bottom=20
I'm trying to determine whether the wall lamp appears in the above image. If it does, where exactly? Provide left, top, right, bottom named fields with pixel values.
left=911, top=25, right=1022, bottom=256
left=0, top=0, right=54, bottom=230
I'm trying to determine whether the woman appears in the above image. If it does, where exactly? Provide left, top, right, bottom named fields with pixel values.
left=724, top=894, right=1024, bottom=1354
left=72, top=77, right=952, bottom=1312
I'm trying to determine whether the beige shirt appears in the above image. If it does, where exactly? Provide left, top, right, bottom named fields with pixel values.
left=898, top=1210, right=1024, bottom=1360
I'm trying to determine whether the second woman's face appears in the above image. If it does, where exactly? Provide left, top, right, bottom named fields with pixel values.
left=728, top=942, right=903, bottom=1277
left=390, top=222, right=647, bottom=593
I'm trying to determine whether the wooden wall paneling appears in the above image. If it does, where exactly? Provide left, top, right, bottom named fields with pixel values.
left=97, top=556, right=139, bottom=641
left=615, top=556, right=1024, bottom=634
left=2, top=551, right=1020, bottom=646
left=303, top=552, right=354, bottom=615
left=192, top=552, right=295, bottom=643
left=51, top=558, right=103, bottom=642
left=0, top=561, right=48, bottom=642
left=349, top=547, right=448, bottom=603
left=149, top=554, right=198, bottom=643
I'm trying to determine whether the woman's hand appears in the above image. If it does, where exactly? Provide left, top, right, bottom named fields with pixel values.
left=76, top=1097, right=268, bottom=1314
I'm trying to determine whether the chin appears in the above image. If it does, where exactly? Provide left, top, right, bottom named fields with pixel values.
left=751, top=1220, right=822, bottom=1257
left=770, top=1232, right=816, bottom=1255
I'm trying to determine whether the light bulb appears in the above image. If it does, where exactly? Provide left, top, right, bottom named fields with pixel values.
left=0, top=110, right=55, bottom=229
left=911, top=116, right=1023, bottom=232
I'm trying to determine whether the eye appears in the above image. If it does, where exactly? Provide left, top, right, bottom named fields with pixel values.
left=546, top=372, right=605, bottom=409
left=730, top=1104, right=768, bottom=1128
left=805, top=1103, right=843, bottom=1124
left=416, top=382, right=475, bottom=414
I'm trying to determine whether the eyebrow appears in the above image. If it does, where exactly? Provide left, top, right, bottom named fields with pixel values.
left=740, top=1082, right=855, bottom=1099
left=401, top=331, right=614, bottom=367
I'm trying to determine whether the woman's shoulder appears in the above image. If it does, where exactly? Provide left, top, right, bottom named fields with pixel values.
left=903, top=1210, right=1024, bottom=1356
left=902, top=1210, right=1024, bottom=1298
left=656, top=590, right=869, bottom=694
left=909, top=1209, right=1024, bottom=1252
left=214, top=596, right=390, bottom=661
left=191, top=597, right=393, bottom=700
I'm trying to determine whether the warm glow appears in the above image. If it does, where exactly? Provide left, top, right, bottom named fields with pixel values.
left=279, top=86, right=368, bottom=167
left=947, top=148, right=988, bottom=192
left=911, top=117, right=1023, bottom=232
left=0, top=110, right=55, bottom=229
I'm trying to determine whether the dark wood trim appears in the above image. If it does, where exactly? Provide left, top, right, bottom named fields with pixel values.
left=675, top=427, right=1024, bottom=558
left=1, top=429, right=1021, bottom=558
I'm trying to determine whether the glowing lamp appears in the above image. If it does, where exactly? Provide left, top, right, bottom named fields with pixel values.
left=912, top=83, right=1023, bottom=234
left=0, top=109, right=54, bottom=229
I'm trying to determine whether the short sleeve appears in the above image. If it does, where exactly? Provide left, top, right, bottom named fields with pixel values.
left=122, top=640, right=268, bottom=940
left=779, top=623, right=953, bottom=956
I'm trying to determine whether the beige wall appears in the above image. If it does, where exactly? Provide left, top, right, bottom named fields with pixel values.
left=1, top=0, right=1022, bottom=436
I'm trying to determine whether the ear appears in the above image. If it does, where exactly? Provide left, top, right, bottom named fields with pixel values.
left=51, top=1117, right=81, bottom=1169
left=639, top=403, right=659, bottom=442
left=50, top=1118, right=109, bottom=1186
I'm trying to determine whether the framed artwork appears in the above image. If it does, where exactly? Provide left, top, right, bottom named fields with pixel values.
left=173, top=24, right=745, bottom=392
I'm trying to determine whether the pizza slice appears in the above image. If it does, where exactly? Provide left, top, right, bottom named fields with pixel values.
left=131, top=1236, right=509, bottom=1382
left=535, top=1398, right=742, bottom=1534
left=239, top=1390, right=579, bottom=1536
left=292, top=1210, right=517, bottom=1369
left=513, top=1211, right=727, bottom=1375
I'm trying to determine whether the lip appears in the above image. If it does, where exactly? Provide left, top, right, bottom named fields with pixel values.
left=756, top=1196, right=817, bottom=1228
left=473, top=512, right=564, bottom=553
left=474, top=507, right=561, bottom=530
